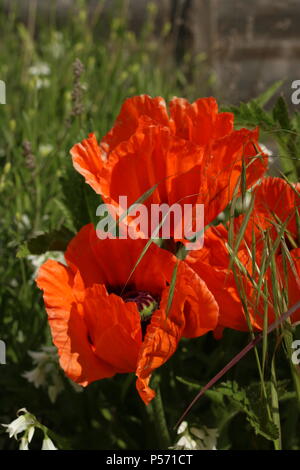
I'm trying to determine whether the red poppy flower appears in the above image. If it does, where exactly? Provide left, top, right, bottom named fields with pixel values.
left=186, top=224, right=259, bottom=332
left=240, top=176, right=300, bottom=250
left=186, top=177, right=300, bottom=332
left=71, top=95, right=268, bottom=240
left=36, top=224, right=219, bottom=404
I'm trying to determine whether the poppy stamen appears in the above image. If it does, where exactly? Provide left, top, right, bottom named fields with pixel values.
left=123, top=291, right=158, bottom=321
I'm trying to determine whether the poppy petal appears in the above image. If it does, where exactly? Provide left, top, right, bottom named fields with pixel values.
left=102, top=94, right=170, bottom=151
left=71, top=133, right=114, bottom=196
left=65, top=223, right=176, bottom=295
left=135, top=305, right=184, bottom=405
left=202, top=128, right=268, bottom=224
left=252, top=177, right=300, bottom=240
left=36, top=260, right=115, bottom=385
left=65, top=223, right=105, bottom=287
left=71, top=96, right=267, bottom=233
left=169, top=97, right=234, bottom=144
left=83, top=284, right=142, bottom=372
left=135, top=261, right=219, bottom=404
left=177, top=261, right=219, bottom=337
left=186, top=249, right=249, bottom=331
left=275, top=248, right=300, bottom=323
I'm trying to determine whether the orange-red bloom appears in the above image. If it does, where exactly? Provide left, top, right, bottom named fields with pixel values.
left=186, top=177, right=300, bottom=332
left=237, top=176, right=300, bottom=250
left=71, top=95, right=268, bottom=238
left=36, top=224, right=219, bottom=404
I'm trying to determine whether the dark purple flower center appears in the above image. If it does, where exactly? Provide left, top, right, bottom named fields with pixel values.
left=123, top=290, right=158, bottom=319
left=122, top=290, right=159, bottom=339
left=107, top=286, right=159, bottom=339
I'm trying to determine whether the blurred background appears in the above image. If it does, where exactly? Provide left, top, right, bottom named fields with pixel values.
left=2, top=0, right=300, bottom=103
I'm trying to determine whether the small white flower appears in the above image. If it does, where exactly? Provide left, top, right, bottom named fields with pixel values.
left=10, top=279, right=18, bottom=288
left=176, top=435, right=198, bottom=450
left=2, top=409, right=57, bottom=450
left=177, top=421, right=188, bottom=434
left=259, top=143, right=273, bottom=157
left=29, top=63, right=50, bottom=76
left=27, top=426, right=35, bottom=443
left=35, top=77, right=50, bottom=90
left=260, top=142, right=277, bottom=169
left=2, top=409, right=35, bottom=439
left=15, top=213, right=31, bottom=230
left=42, top=437, right=57, bottom=450
left=38, top=144, right=53, bottom=158
left=48, top=374, right=64, bottom=403
left=19, top=426, right=35, bottom=451
left=190, top=427, right=205, bottom=439
left=191, top=425, right=218, bottom=450
left=235, top=192, right=252, bottom=212
left=47, top=31, right=65, bottom=59
left=217, top=211, right=226, bottom=221
left=23, top=345, right=67, bottom=403
left=27, top=253, right=65, bottom=280
left=19, top=436, right=29, bottom=450
left=22, top=366, right=47, bottom=388
left=171, top=421, right=218, bottom=451
left=204, top=427, right=218, bottom=450
left=28, top=346, right=57, bottom=363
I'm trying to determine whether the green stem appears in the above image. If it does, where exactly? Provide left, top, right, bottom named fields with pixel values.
left=271, top=357, right=282, bottom=450
left=149, top=378, right=171, bottom=449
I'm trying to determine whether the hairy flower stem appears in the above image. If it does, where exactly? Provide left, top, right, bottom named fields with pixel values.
left=271, top=357, right=282, bottom=450
left=148, top=377, right=171, bottom=449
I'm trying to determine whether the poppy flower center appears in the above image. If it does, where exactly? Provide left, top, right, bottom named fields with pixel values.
left=123, top=290, right=158, bottom=321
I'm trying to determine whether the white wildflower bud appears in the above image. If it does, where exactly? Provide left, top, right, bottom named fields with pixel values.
left=19, top=437, right=29, bottom=450
left=42, top=436, right=57, bottom=450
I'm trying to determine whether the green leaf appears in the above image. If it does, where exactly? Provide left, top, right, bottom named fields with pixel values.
left=166, top=261, right=179, bottom=317
left=246, top=382, right=280, bottom=442
left=273, top=96, right=292, bottom=131
left=16, top=243, right=30, bottom=259
left=175, top=376, right=202, bottom=389
left=203, top=381, right=280, bottom=442
left=254, top=80, right=283, bottom=107
left=60, top=163, right=100, bottom=231
left=23, top=227, right=74, bottom=255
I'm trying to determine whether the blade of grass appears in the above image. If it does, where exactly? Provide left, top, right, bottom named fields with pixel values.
left=271, top=355, right=282, bottom=450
